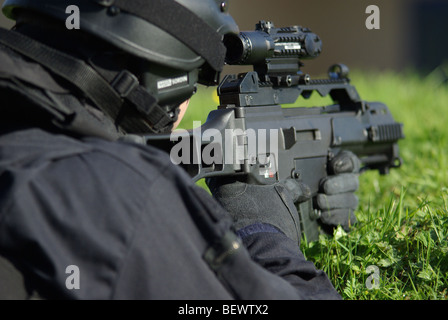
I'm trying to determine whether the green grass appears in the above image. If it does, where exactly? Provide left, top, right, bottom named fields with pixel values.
left=179, top=68, right=448, bottom=300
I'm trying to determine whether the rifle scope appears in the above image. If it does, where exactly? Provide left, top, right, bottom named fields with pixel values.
left=224, top=21, right=322, bottom=66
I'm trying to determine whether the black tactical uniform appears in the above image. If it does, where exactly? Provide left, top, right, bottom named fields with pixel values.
left=0, top=126, right=340, bottom=299
left=0, top=41, right=341, bottom=301
left=0, top=0, right=354, bottom=300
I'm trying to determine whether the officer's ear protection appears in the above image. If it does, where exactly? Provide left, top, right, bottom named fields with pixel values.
left=140, top=64, right=199, bottom=116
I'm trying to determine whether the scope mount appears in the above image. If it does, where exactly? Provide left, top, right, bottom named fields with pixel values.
left=218, top=64, right=363, bottom=112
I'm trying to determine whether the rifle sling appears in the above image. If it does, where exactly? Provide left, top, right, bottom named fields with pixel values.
left=0, top=28, right=173, bottom=133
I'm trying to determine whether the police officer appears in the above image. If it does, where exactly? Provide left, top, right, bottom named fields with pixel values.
left=0, top=0, right=358, bottom=299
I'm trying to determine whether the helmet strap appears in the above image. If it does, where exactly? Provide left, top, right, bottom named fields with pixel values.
left=0, top=28, right=177, bottom=134
left=93, top=0, right=227, bottom=73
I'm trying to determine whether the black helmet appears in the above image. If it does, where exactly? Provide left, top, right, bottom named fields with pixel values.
left=2, top=0, right=239, bottom=133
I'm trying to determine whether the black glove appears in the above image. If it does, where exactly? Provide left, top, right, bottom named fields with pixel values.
left=316, top=150, right=361, bottom=233
left=206, top=177, right=311, bottom=244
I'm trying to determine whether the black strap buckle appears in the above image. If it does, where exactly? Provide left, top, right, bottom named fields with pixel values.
left=111, top=70, right=139, bottom=98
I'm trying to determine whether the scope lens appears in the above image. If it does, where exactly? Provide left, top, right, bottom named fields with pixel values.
left=223, top=33, right=245, bottom=64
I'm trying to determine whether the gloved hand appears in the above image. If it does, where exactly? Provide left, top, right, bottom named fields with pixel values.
left=206, top=177, right=311, bottom=244
left=315, top=150, right=361, bottom=233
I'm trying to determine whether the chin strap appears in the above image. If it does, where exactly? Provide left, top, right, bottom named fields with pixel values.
left=0, top=28, right=176, bottom=134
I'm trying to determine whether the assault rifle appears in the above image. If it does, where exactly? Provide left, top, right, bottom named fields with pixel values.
left=144, top=21, right=404, bottom=242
